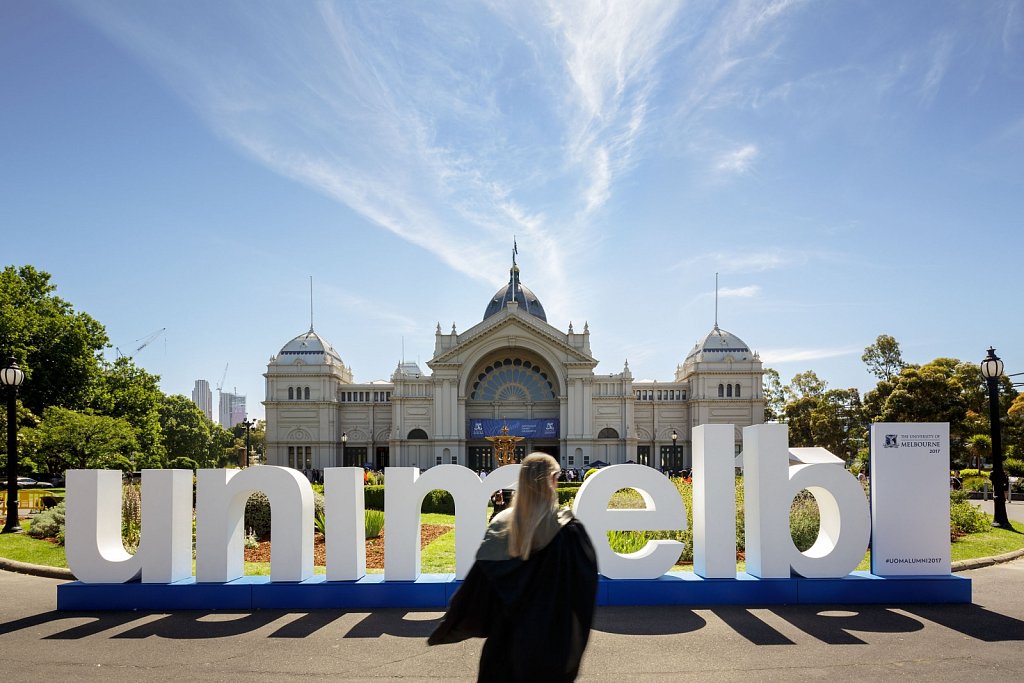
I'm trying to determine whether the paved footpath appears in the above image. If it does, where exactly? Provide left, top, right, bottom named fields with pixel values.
left=2, top=560, right=1024, bottom=682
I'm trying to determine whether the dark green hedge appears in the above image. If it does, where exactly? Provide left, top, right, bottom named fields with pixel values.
left=362, top=485, right=455, bottom=514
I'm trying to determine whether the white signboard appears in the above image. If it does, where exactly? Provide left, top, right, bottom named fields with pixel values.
left=870, top=423, right=950, bottom=576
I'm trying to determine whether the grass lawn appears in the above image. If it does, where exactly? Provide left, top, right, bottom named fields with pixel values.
left=0, top=520, right=68, bottom=568
left=951, top=525, right=1024, bottom=561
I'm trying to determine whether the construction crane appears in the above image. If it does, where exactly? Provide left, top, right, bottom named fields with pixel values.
left=216, top=363, right=229, bottom=398
left=115, top=327, right=166, bottom=358
left=134, top=328, right=166, bottom=354
left=215, top=363, right=229, bottom=425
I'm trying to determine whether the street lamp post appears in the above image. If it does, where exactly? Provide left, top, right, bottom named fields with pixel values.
left=1, top=357, right=26, bottom=534
left=981, top=347, right=1012, bottom=529
left=241, top=418, right=255, bottom=468
left=671, top=429, right=678, bottom=473
left=341, top=432, right=348, bottom=467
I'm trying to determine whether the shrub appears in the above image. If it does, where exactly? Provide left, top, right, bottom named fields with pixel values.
left=607, top=530, right=648, bottom=554
left=364, top=485, right=385, bottom=510
left=29, top=502, right=66, bottom=543
left=167, top=457, right=199, bottom=471
left=365, top=510, right=385, bottom=539
left=359, top=486, right=454, bottom=513
left=556, top=487, right=578, bottom=506
left=421, top=489, right=455, bottom=514
left=950, top=499, right=989, bottom=536
left=122, top=483, right=142, bottom=551
left=1004, top=458, right=1024, bottom=478
left=584, top=468, right=599, bottom=481
left=789, top=491, right=821, bottom=552
left=961, top=475, right=990, bottom=493
left=958, top=469, right=988, bottom=479
left=244, top=490, right=325, bottom=540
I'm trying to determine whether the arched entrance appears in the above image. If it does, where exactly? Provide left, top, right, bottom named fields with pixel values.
left=465, top=352, right=561, bottom=470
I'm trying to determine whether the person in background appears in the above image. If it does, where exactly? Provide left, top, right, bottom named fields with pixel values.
left=428, top=453, right=598, bottom=681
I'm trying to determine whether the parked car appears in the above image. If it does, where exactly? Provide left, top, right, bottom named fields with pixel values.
left=16, top=477, right=54, bottom=489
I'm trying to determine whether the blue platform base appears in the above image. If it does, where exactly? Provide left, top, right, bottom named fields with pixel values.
left=56, top=571, right=971, bottom=611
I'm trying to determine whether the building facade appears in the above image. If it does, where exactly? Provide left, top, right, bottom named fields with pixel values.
left=220, top=391, right=246, bottom=429
left=264, top=259, right=765, bottom=471
left=191, top=379, right=213, bottom=422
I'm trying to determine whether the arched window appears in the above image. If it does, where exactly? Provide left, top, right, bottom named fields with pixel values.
left=408, top=428, right=429, bottom=440
left=296, top=386, right=303, bottom=400
left=598, top=427, right=619, bottom=439
left=304, top=387, right=310, bottom=400
left=735, top=384, right=741, bottom=398
left=718, top=384, right=724, bottom=397
left=726, top=384, right=733, bottom=397
left=288, top=387, right=294, bottom=400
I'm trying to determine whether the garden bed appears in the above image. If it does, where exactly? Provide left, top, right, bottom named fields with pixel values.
left=243, top=524, right=452, bottom=569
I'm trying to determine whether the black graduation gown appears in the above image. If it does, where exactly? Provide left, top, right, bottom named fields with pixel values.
left=428, top=510, right=598, bottom=682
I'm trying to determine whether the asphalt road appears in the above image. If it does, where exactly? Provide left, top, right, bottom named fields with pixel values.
left=2, top=560, right=1024, bottom=682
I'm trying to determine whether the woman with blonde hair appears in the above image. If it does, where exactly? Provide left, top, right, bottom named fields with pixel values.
left=429, top=453, right=598, bottom=681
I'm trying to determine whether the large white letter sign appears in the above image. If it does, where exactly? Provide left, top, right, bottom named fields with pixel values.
left=692, top=425, right=737, bottom=578
left=196, top=466, right=314, bottom=583
left=324, top=467, right=366, bottom=581
left=870, top=423, right=951, bottom=576
left=66, top=469, right=193, bottom=583
left=383, top=465, right=519, bottom=581
left=573, top=464, right=686, bottom=579
left=743, top=424, right=870, bottom=579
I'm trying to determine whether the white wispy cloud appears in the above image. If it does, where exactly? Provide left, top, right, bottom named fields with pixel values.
left=759, top=347, right=860, bottom=364
left=720, top=285, right=761, bottom=298
left=675, top=248, right=801, bottom=273
left=714, top=143, right=759, bottom=175
left=73, top=0, right=699, bottom=328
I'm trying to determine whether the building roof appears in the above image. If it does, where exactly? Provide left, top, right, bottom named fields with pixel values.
left=483, top=262, right=547, bottom=323
left=685, top=324, right=753, bottom=362
left=275, top=328, right=344, bottom=365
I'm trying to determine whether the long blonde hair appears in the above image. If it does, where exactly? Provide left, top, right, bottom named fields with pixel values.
left=508, top=453, right=560, bottom=560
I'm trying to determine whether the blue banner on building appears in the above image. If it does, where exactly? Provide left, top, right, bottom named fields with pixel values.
left=467, top=418, right=560, bottom=439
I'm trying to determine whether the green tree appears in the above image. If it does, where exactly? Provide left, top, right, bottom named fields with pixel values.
left=0, top=265, right=108, bottom=414
left=782, top=371, right=828, bottom=447
left=785, top=370, right=827, bottom=402
left=90, top=356, right=165, bottom=468
left=208, top=423, right=236, bottom=468
left=762, top=368, right=785, bottom=422
left=159, top=394, right=211, bottom=465
left=862, top=334, right=906, bottom=381
left=33, top=406, right=137, bottom=471
left=811, top=388, right=865, bottom=459
left=966, top=433, right=991, bottom=471
left=864, top=359, right=971, bottom=464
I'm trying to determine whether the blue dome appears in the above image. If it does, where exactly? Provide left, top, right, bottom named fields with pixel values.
left=483, top=264, right=547, bottom=322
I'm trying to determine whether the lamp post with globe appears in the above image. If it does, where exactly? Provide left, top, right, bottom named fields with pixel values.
left=981, top=347, right=1012, bottom=529
left=1, top=358, right=26, bottom=534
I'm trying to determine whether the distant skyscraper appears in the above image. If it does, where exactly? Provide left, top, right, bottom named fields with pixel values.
left=191, top=379, right=213, bottom=421
left=220, top=391, right=246, bottom=429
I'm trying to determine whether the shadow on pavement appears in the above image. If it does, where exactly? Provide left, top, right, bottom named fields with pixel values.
left=1, top=603, right=1023, bottom=644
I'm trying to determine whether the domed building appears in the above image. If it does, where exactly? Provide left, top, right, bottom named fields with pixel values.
left=264, top=253, right=764, bottom=472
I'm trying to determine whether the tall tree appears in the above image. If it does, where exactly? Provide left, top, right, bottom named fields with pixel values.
left=90, top=356, right=166, bottom=467
left=864, top=359, right=971, bottom=464
left=0, top=265, right=108, bottom=414
left=785, top=370, right=827, bottom=402
left=159, top=394, right=211, bottom=465
left=762, top=368, right=785, bottom=422
left=33, top=406, right=137, bottom=471
left=810, top=388, right=864, bottom=458
left=862, top=334, right=905, bottom=381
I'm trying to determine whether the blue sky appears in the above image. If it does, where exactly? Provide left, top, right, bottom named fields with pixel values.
left=3, top=1, right=1023, bottom=420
